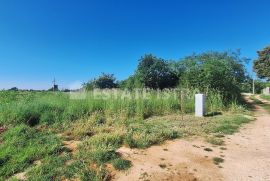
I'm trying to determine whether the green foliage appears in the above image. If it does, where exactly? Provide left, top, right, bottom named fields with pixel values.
left=177, top=51, right=247, bottom=101
left=240, top=78, right=269, bottom=94
left=0, top=89, right=238, bottom=127
left=0, top=124, right=61, bottom=180
left=205, top=115, right=252, bottom=135
left=84, top=73, right=117, bottom=90
left=78, top=133, right=123, bottom=164
left=124, top=120, right=180, bottom=148
left=8, top=87, right=19, bottom=91
left=0, top=92, right=68, bottom=126
left=112, top=158, right=132, bottom=170
left=213, top=157, right=224, bottom=165
left=118, top=75, right=143, bottom=89
left=0, top=91, right=35, bottom=104
left=136, top=54, right=178, bottom=89
left=253, top=45, right=270, bottom=80
left=82, top=51, right=249, bottom=103
left=27, top=154, right=69, bottom=181
left=0, top=90, right=252, bottom=180
left=0, top=90, right=181, bottom=126
left=0, top=50, right=254, bottom=180
left=26, top=154, right=105, bottom=181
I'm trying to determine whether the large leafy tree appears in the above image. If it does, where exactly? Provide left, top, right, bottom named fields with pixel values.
left=136, top=54, right=178, bottom=89
left=177, top=51, right=247, bottom=100
left=253, top=46, right=270, bottom=80
left=84, top=73, right=117, bottom=90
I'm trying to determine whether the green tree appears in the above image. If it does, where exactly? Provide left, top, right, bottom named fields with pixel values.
left=177, top=51, right=247, bottom=100
left=118, top=75, right=143, bottom=90
left=9, top=87, right=19, bottom=91
left=136, top=54, right=178, bottom=89
left=253, top=45, right=270, bottom=80
left=84, top=73, right=117, bottom=90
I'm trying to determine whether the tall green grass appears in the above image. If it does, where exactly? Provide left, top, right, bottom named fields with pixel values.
left=0, top=89, right=229, bottom=126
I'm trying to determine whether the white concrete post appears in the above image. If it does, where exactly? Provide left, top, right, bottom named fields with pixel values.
left=195, top=94, right=206, bottom=117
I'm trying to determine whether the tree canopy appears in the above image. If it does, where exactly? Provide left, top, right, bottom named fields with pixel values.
left=84, top=51, right=249, bottom=101
left=118, top=75, right=143, bottom=90
left=253, top=45, right=270, bottom=80
left=176, top=51, right=247, bottom=100
left=84, top=73, right=117, bottom=90
left=135, top=54, right=178, bottom=89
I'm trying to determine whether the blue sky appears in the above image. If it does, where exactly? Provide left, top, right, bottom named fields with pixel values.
left=0, top=0, right=270, bottom=90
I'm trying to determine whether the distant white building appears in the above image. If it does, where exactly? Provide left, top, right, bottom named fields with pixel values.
left=262, top=87, right=270, bottom=95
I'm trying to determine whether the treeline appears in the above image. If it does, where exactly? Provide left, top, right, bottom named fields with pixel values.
left=84, top=51, right=259, bottom=101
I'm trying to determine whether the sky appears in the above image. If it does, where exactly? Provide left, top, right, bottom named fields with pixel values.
left=0, top=0, right=270, bottom=90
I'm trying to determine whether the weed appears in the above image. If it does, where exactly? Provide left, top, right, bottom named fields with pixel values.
left=213, top=157, right=224, bottom=165
left=112, top=158, right=132, bottom=170
left=124, top=120, right=180, bottom=148
left=77, top=133, right=123, bottom=165
left=207, top=136, right=224, bottom=145
left=159, top=164, right=167, bottom=169
left=205, top=115, right=252, bottom=135
left=204, top=148, right=213, bottom=152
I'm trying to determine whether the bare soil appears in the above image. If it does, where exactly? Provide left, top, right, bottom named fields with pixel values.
left=114, top=139, right=223, bottom=181
left=62, top=140, right=81, bottom=152
left=113, top=96, right=270, bottom=181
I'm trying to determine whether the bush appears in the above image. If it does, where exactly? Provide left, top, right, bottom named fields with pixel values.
left=176, top=51, right=247, bottom=102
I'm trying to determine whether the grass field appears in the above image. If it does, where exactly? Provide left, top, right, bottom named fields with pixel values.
left=0, top=90, right=252, bottom=180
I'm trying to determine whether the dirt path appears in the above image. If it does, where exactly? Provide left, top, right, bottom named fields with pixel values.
left=221, top=96, right=270, bottom=181
left=113, top=96, right=270, bottom=181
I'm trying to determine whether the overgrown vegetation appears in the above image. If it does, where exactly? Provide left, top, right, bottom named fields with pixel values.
left=0, top=50, right=257, bottom=180
left=112, top=158, right=132, bottom=170
left=86, top=51, right=250, bottom=102
left=0, top=90, right=253, bottom=180
left=0, top=125, right=62, bottom=180
left=213, top=157, right=224, bottom=165
left=0, top=89, right=233, bottom=127
left=205, top=115, right=252, bottom=135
